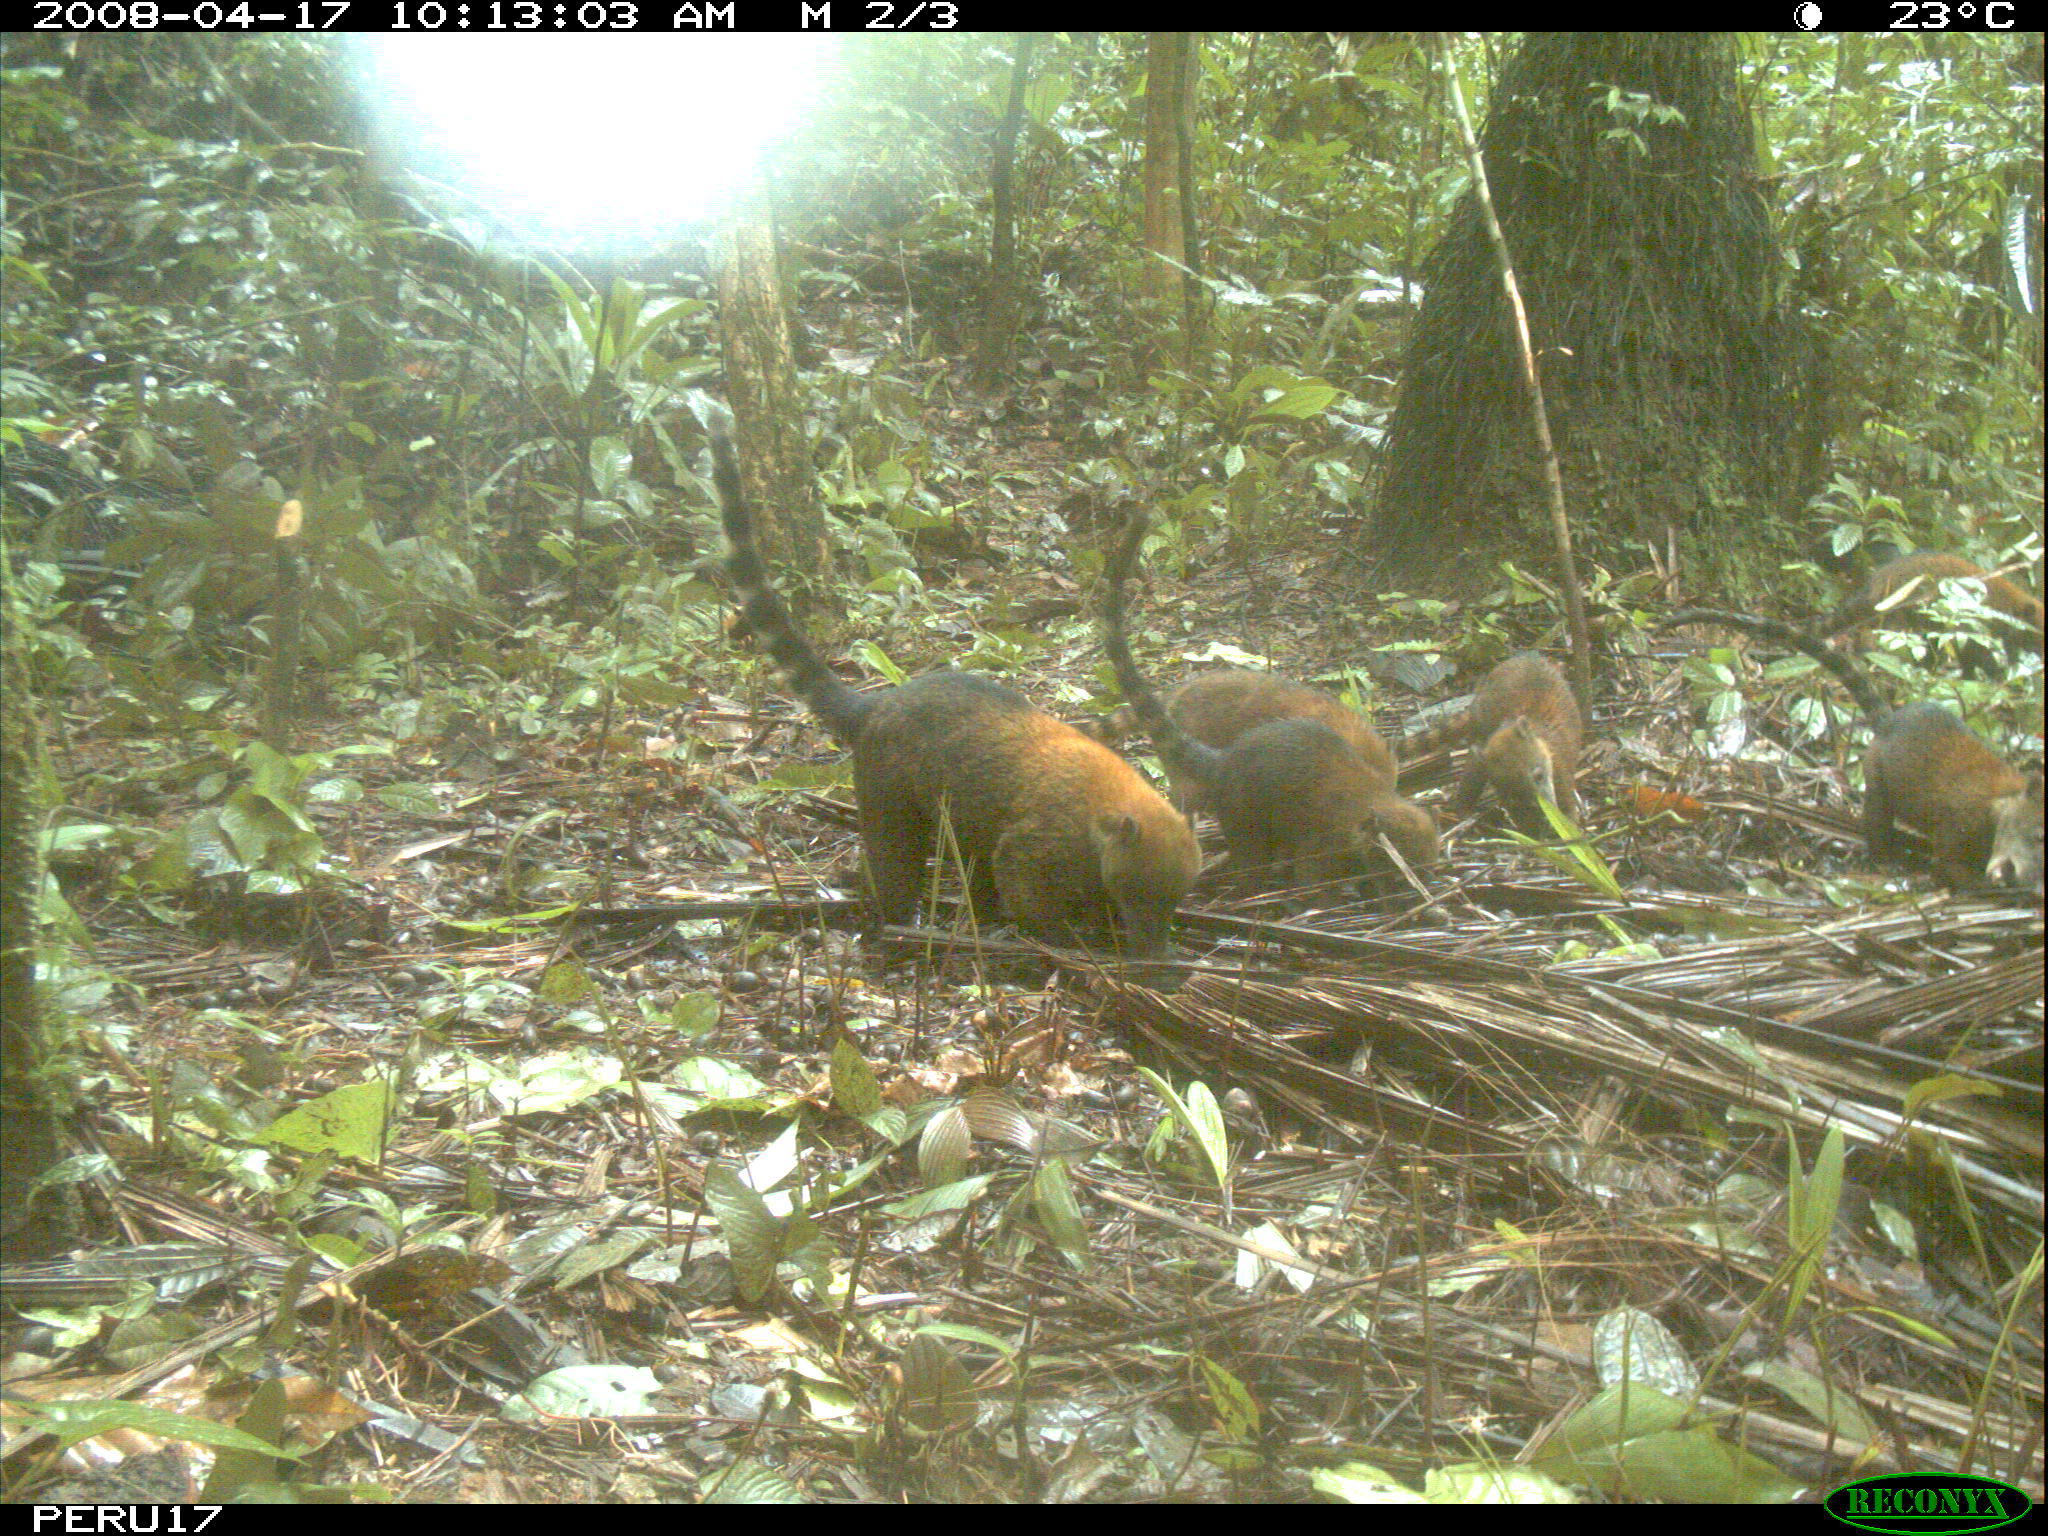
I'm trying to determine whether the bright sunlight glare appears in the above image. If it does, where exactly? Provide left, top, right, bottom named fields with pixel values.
left=346, top=36, right=828, bottom=257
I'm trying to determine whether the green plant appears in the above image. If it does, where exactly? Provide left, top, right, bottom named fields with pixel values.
left=175, top=737, right=381, bottom=895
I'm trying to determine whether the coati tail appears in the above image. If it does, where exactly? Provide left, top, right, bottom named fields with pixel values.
left=1102, top=512, right=1226, bottom=794
left=1398, top=703, right=1471, bottom=761
left=1824, top=552, right=2045, bottom=643
left=713, top=433, right=870, bottom=744
left=1661, top=608, right=1889, bottom=722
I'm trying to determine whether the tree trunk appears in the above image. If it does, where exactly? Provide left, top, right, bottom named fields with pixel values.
left=977, top=33, right=1038, bottom=385
left=1376, top=35, right=1783, bottom=591
left=1, top=544, right=76, bottom=1259
left=718, top=200, right=829, bottom=589
left=1141, top=34, right=1193, bottom=307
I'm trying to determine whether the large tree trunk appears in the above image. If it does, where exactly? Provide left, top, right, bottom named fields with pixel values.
left=1, top=545, right=75, bottom=1259
left=1376, top=35, right=1784, bottom=590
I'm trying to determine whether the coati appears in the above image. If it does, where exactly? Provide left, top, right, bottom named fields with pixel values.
left=1662, top=608, right=2044, bottom=889
left=1825, top=552, right=2044, bottom=652
left=714, top=435, right=1199, bottom=953
left=1401, top=653, right=1583, bottom=835
left=1153, top=671, right=1392, bottom=801
left=1081, top=671, right=1397, bottom=788
left=1100, top=514, right=1440, bottom=885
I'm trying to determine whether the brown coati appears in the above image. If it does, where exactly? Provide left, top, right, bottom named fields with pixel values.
left=1100, top=514, right=1440, bottom=884
left=1156, top=671, right=1393, bottom=794
left=714, top=435, right=1199, bottom=953
left=1078, top=671, right=1394, bottom=784
left=1662, top=608, right=2044, bottom=889
left=1825, top=552, right=2044, bottom=653
left=1401, top=653, right=1583, bottom=835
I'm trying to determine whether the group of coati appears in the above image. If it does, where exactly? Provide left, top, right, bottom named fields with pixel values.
left=714, top=434, right=2044, bottom=955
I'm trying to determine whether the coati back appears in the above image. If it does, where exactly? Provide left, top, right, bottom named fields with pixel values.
left=715, top=435, right=1198, bottom=953
left=1079, top=671, right=1391, bottom=779
left=1160, top=670, right=1396, bottom=792
left=1100, top=514, right=1439, bottom=884
left=1662, top=608, right=2044, bottom=889
left=1825, top=552, right=2044, bottom=653
left=1402, top=653, right=1582, bottom=834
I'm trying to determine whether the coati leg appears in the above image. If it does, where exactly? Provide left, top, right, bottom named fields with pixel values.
left=854, top=754, right=1006, bottom=931
left=1209, top=823, right=1282, bottom=890
left=1450, top=755, right=1491, bottom=820
left=852, top=776, right=939, bottom=927
left=1279, top=827, right=1360, bottom=889
left=1161, top=765, right=1207, bottom=817
left=988, top=825, right=1083, bottom=946
left=1860, top=768, right=1903, bottom=863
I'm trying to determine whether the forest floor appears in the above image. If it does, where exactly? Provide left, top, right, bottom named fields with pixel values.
left=12, top=406, right=2043, bottom=1504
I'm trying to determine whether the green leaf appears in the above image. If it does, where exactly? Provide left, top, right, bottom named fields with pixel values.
left=1311, top=1461, right=1428, bottom=1504
left=200, top=1377, right=285, bottom=1500
left=1742, top=1359, right=1880, bottom=1441
left=666, top=992, right=722, bottom=1036
left=1134, top=1066, right=1230, bottom=1190
left=1606, top=1426, right=1803, bottom=1502
left=255, top=1081, right=393, bottom=1164
left=1503, top=798, right=1623, bottom=899
left=437, top=903, right=579, bottom=934
left=917, top=1104, right=971, bottom=1187
left=23, top=1399, right=300, bottom=1459
left=1901, top=1073, right=1996, bottom=1119
left=883, top=1173, right=996, bottom=1221
left=1031, top=1158, right=1089, bottom=1265
left=899, top=1333, right=978, bottom=1434
left=668, top=1055, right=771, bottom=1104
left=1423, top=1464, right=1579, bottom=1503
left=1194, top=1354, right=1260, bottom=1440
left=703, top=1458, right=805, bottom=1504
left=373, top=783, right=441, bottom=816
left=857, top=1105, right=907, bottom=1146
left=913, top=1321, right=1018, bottom=1360
left=829, top=1036, right=883, bottom=1120
left=702, top=1162, right=783, bottom=1303
left=538, top=961, right=595, bottom=1004
left=183, top=809, right=247, bottom=877
left=847, top=640, right=907, bottom=685
left=1784, top=1124, right=1844, bottom=1324
left=1180, top=1079, right=1232, bottom=1191
left=1252, top=382, right=1339, bottom=420
left=502, top=1365, right=664, bottom=1420
left=42, top=822, right=120, bottom=854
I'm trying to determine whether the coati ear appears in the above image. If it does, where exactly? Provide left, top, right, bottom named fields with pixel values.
left=1094, top=811, right=1141, bottom=849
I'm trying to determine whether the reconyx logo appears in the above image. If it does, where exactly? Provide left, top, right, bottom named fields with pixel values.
left=1824, top=1474, right=2031, bottom=1534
